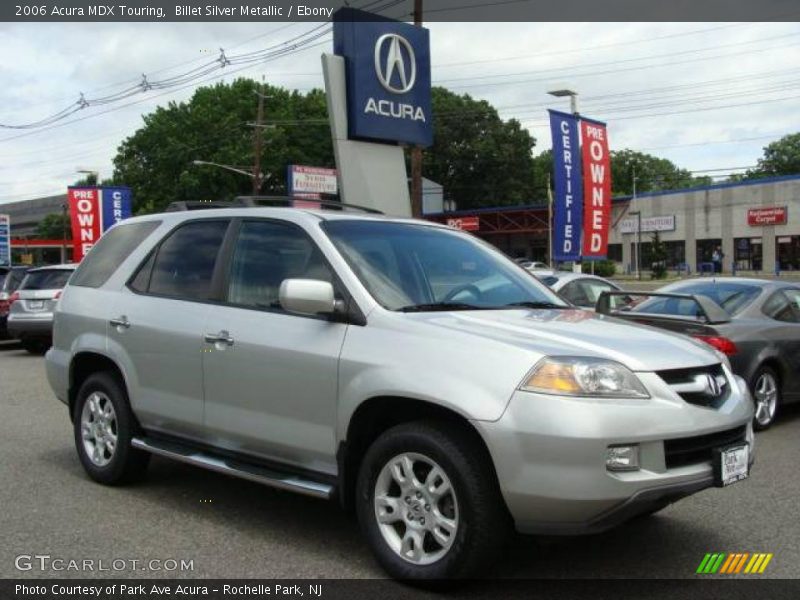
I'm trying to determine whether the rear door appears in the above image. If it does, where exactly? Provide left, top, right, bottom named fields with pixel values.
left=201, top=219, right=347, bottom=473
left=111, top=219, right=230, bottom=440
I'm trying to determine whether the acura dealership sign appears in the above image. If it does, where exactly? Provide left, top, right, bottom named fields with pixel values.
left=334, top=9, right=432, bottom=146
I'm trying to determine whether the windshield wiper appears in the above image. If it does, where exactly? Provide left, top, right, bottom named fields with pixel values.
left=502, top=301, right=570, bottom=309
left=397, top=302, right=489, bottom=312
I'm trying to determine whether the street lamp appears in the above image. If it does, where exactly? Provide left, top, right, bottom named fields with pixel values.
left=191, top=160, right=269, bottom=191
left=547, top=88, right=579, bottom=115
left=76, top=169, right=99, bottom=185
left=629, top=210, right=643, bottom=280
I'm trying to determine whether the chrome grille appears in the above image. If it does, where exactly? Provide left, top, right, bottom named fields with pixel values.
left=657, top=364, right=729, bottom=408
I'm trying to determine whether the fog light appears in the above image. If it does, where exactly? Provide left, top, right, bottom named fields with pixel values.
left=606, top=445, right=640, bottom=471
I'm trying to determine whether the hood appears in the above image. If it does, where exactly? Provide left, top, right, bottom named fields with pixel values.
left=408, top=308, right=720, bottom=372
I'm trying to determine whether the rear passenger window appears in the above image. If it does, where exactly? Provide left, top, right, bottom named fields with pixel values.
left=71, top=221, right=161, bottom=288
left=145, top=220, right=229, bottom=301
left=762, top=290, right=799, bottom=323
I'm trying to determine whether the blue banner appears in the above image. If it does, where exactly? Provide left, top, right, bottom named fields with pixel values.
left=100, top=186, right=132, bottom=232
left=549, top=110, right=583, bottom=262
left=0, top=214, right=9, bottom=266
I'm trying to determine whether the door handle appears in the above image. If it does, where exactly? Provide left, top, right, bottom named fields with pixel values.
left=204, top=330, right=234, bottom=346
left=109, top=316, right=130, bottom=329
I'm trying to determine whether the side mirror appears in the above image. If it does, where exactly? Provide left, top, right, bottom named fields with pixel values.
left=279, top=279, right=338, bottom=316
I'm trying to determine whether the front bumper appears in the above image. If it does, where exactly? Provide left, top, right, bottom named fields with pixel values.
left=473, top=371, right=754, bottom=535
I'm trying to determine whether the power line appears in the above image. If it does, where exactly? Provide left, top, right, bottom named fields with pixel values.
left=435, top=31, right=800, bottom=85
left=442, top=38, right=800, bottom=91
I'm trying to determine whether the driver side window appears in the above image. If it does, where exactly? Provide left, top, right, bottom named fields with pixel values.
left=226, top=220, right=334, bottom=311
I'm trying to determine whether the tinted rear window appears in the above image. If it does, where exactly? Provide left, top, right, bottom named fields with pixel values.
left=70, top=221, right=161, bottom=288
left=21, top=270, right=73, bottom=290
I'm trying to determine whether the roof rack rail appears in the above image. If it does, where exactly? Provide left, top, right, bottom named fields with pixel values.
left=164, top=197, right=384, bottom=215
left=164, top=199, right=251, bottom=212
left=236, top=196, right=384, bottom=215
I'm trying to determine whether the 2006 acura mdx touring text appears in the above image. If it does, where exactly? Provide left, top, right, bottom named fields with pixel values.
left=46, top=204, right=755, bottom=581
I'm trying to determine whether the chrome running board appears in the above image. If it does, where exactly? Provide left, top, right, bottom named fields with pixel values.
left=131, top=437, right=333, bottom=499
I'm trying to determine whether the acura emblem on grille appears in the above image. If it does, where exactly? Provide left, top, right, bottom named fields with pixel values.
left=705, top=373, right=723, bottom=397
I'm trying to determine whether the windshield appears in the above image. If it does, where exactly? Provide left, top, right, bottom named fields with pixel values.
left=323, top=220, right=568, bottom=311
left=21, top=269, right=73, bottom=291
left=634, top=282, right=762, bottom=316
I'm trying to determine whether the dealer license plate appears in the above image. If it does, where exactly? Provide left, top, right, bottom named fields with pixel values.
left=27, top=300, right=44, bottom=310
left=714, top=443, right=749, bottom=487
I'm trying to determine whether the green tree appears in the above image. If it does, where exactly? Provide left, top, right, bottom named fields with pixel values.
left=650, top=231, right=668, bottom=279
left=423, top=87, right=539, bottom=209
left=610, top=149, right=711, bottom=196
left=744, top=133, right=800, bottom=179
left=35, top=213, right=71, bottom=240
left=113, top=78, right=333, bottom=214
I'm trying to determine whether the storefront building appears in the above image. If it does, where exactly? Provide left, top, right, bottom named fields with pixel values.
left=609, top=174, right=800, bottom=275
left=427, top=174, right=800, bottom=275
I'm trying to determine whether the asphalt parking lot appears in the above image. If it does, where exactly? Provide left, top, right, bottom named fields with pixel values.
left=1, top=340, right=798, bottom=581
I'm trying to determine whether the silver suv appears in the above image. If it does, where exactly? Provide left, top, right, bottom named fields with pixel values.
left=46, top=206, right=754, bottom=580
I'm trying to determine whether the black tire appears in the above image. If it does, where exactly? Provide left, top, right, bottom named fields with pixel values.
left=356, top=420, right=510, bottom=582
left=73, top=371, right=150, bottom=485
left=22, top=338, right=49, bottom=355
left=750, top=365, right=781, bottom=431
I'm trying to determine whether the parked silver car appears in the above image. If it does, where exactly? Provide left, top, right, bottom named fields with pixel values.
left=46, top=207, right=754, bottom=581
left=534, top=271, right=621, bottom=309
left=8, top=264, right=76, bottom=354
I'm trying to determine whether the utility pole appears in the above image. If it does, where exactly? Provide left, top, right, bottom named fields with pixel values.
left=410, top=0, right=423, bottom=217
left=61, top=203, right=68, bottom=264
left=632, top=164, right=642, bottom=280
left=252, top=77, right=266, bottom=194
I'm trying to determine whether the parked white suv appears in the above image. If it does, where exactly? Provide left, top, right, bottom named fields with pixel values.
left=46, top=205, right=754, bottom=580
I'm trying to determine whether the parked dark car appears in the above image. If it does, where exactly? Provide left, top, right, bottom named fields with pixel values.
left=597, top=278, right=800, bottom=430
left=7, top=264, right=76, bottom=354
left=0, top=266, right=31, bottom=339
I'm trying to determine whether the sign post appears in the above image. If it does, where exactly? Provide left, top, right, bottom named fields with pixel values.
left=324, top=7, right=433, bottom=216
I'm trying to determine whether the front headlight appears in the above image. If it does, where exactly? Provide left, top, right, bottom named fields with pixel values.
left=520, top=357, right=650, bottom=399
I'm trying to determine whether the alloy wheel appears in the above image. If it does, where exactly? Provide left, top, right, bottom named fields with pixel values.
left=373, top=452, right=459, bottom=565
left=80, top=392, right=118, bottom=467
left=754, top=372, right=778, bottom=427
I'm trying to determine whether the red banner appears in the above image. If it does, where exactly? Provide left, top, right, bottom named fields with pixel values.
left=580, top=120, right=611, bottom=258
left=68, top=187, right=102, bottom=262
left=748, top=206, right=787, bottom=226
left=446, top=216, right=480, bottom=231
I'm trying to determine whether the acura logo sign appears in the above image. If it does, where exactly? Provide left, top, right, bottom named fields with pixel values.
left=374, top=33, right=416, bottom=94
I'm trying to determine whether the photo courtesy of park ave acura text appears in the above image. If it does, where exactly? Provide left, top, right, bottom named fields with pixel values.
left=1, top=0, right=799, bottom=596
